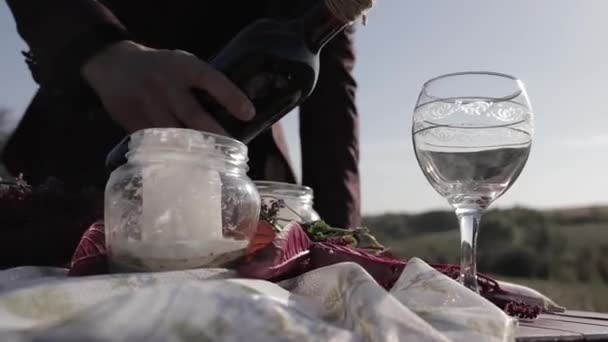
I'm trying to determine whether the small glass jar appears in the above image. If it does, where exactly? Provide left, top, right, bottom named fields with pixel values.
left=104, top=128, right=260, bottom=272
left=254, top=181, right=320, bottom=224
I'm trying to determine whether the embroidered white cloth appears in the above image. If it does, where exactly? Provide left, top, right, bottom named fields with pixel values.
left=0, top=258, right=514, bottom=342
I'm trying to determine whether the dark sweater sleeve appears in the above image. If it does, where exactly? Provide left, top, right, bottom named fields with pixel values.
left=299, top=25, right=361, bottom=228
left=6, top=0, right=131, bottom=88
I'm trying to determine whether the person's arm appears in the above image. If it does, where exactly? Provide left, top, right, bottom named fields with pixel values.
left=6, top=1, right=255, bottom=135
left=299, top=25, right=361, bottom=228
left=6, top=0, right=130, bottom=88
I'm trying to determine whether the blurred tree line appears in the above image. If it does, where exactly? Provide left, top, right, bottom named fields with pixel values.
left=363, top=206, right=608, bottom=284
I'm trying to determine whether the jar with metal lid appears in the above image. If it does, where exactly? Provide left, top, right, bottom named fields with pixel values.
left=104, top=128, right=260, bottom=272
left=254, top=181, right=320, bottom=224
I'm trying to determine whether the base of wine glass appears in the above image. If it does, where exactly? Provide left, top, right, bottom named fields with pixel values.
left=459, top=274, right=480, bottom=294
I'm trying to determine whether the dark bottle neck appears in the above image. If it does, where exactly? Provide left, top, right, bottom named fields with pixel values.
left=299, top=1, right=351, bottom=53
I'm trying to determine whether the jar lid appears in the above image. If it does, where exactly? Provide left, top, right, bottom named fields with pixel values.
left=106, top=128, right=248, bottom=172
left=254, top=180, right=314, bottom=200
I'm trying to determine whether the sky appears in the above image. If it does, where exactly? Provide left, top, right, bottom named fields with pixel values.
left=1, top=1, right=607, bottom=215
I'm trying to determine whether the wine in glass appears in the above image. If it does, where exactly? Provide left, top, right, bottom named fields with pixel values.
left=412, top=71, right=534, bottom=292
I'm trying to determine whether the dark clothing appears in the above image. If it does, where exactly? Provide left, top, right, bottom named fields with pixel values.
left=4, top=0, right=361, bottom=229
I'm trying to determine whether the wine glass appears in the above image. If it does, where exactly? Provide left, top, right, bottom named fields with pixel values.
left=412, top=72, right=534, bottom=292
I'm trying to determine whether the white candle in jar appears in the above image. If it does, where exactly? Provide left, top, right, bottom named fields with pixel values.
left=109, top=129, right=249, bottom=271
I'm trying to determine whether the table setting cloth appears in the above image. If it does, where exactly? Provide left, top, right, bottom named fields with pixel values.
left=0, top=258, right=515, bottom=342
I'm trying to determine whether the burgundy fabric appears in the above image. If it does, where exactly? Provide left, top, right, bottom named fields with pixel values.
left=3, top=0, right=361, bottom=230
left=66, top=220, right=543, bottom=320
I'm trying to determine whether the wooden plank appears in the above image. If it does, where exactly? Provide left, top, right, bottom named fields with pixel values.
left=531, top=317, right=608, bottom=335
left=515, top=314, right=608, bottom=342
left=556, top=311, right=608, bottom=322
left=542, top=314, right=608, bottom=327
left=515, top=324, right=583, bottom=341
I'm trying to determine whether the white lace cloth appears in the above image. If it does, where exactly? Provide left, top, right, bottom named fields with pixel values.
left=0, top=258, right=514, bottom=342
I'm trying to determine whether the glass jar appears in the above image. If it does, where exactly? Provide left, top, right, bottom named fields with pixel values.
left=254, top=181, right=320, bottom=224
left=104, top=128, right=260, bottom=272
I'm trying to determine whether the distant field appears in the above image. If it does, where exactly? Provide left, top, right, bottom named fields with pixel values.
left=373, top=215, right=608, bottom=314
left=495, top=276, right=608, bottom=313
left=387, top=230, right=459, bottom=263
left=388, top=230, right=608, bottom=312
left=554, top=223, right=608, bottom=248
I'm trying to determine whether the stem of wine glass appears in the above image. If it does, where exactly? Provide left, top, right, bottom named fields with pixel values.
left=455, top=207, right=483, bottom=293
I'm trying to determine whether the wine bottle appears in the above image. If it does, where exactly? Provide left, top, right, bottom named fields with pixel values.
left=193, top=0, right=373, bottom=142
left=106, top=0, right=373, bottom=171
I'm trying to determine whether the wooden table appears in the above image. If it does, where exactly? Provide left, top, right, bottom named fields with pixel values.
left=516, top=311, right=608, bottom=341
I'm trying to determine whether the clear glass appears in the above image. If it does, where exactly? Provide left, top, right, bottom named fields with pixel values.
left=412, top=72, right=534, bottom=292
left=254, top=181, right=321, bottom=223
left=104, top=128, right=260, bottom=272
